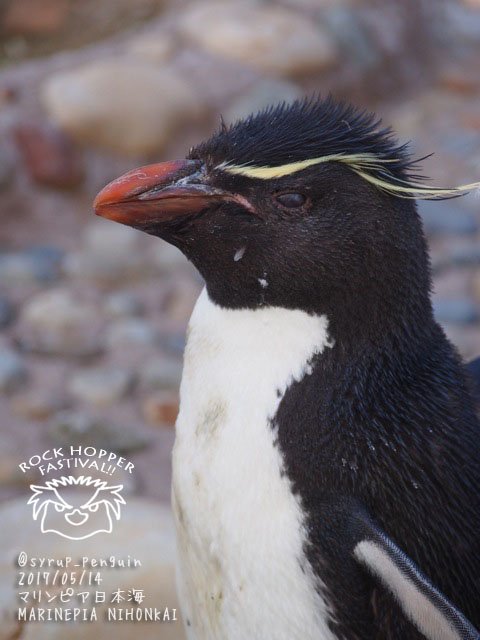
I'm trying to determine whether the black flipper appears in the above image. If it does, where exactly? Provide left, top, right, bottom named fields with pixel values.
left=350, top=507, right=480, bottom=640
left=466, top=356, right=480, bottom=401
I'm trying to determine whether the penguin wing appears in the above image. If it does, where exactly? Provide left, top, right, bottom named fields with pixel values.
left=352, top=508, right=479, bottom=640
left=466, top=355, right=480, bottom=401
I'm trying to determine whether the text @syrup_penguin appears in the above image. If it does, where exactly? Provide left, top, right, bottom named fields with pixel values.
left=14, top=553, right=178, bottom=624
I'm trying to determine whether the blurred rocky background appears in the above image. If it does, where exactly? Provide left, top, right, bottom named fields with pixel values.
left=0, top=0, right=479, bottom=635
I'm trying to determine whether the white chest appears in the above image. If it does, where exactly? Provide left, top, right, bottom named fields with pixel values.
left=172, top=289, right=335, bottom=640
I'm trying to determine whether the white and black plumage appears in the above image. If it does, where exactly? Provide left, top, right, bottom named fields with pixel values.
left=94, top=96, right=480, bottom=640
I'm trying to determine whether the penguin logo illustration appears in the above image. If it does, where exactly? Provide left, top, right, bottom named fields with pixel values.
left=28, top=475, right=125, bottom=540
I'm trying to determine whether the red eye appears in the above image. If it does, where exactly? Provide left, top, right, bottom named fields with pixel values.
left=275, top=193, right=306, bottom=208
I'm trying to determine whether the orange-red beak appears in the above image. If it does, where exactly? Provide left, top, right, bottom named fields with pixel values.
left=94, top=159, right=229, bottom=227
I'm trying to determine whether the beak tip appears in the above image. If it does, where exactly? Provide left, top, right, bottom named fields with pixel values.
left=92, top=159, right=225, bottom=228
left=92, top=160, right=198, bottom=222
left=93, top=190, right=108, bottom=214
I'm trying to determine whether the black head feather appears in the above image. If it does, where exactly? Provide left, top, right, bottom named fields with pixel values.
left=191, top=96, right=480, bottom=199
left=190, top=95, right=423, bottom=185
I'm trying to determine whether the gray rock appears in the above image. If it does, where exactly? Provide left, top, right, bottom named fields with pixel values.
left=42, top=59, right=205, bottom=156
left=64, top=250, right=149, bottom=285
left=0, top=246, right=63, bottom=285
left=472, top=270, right=480, bottom=303
left=140, top=356, right=183, bottom=390
left=106, top=318, right=158, bottom=349
left=458, top=190, right=480, bottom=212
left=27, top=245, right=65, bottom=281
left=433, top=298, right=479, bottom=324
left=432, top=245, right=480, bottom=273
left=163, top=277, right=202, bottom=323
left=0, top=296, right=14, bottom=329
left=151, top=240, right=190, bottom=272
left=225, top=79, right=303, bottom=124
left=48, top=411, right=151, bottom=453
left=0, top=253, right=40, bottom=285
left=439, top=130, right=480, bottom=157
left=179, top=2, right=337, bottom=76
left=64, top=219, right=150, bottom=284
left=84, top=218, right=143, bottom=254
left=0, top=433, right=40, bottom=487
left=11, top=390, right=67, bottom=421
left=322, top=6, right=380, bottom=72
left=441, top=323, right=480, bottom=360
left=0, top=147, right=14, bottom=191
left=0, top=349, right=28, bottom=393
left=442, top=3, right=480, bottom=45
left=127, top=31, right=175, bottom=63
left=18, top=289, right=103, bottom=357
left=26, top=245, right=65, bottom=265
left=68, top=367, right=134, bottom=407
left=104, top=291, right=145, bottom=318
left=0, top=453, right=39, bottom=488
left=160, top=332, right=187, bottom=356
left=418, top=200, right=478, bottom=235
left=451, top=245, right=480, bottom=267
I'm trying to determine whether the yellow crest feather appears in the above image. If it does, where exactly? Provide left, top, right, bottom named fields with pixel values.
left=218, top=154, right=480, bottom=200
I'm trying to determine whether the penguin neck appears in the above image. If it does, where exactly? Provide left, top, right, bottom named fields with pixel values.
left=202, top=292, right=436, bottom=361
left=324, top=287, right=436, bottom=355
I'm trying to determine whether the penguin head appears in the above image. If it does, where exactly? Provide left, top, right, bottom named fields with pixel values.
left=94, top=97, right=474, bottom=332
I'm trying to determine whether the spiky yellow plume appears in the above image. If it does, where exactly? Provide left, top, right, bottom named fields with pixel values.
left=219, top=154, right=480, bottom=200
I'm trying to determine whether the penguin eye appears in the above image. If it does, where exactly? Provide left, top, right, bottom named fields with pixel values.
left=274, top=193, right=306, bottom=208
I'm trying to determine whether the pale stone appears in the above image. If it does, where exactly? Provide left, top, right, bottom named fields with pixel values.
left=64, top=220, right=150, bottom=284
left=18, top=289, right=103, bottom=357
left=163, top=276, right=202, bottom=324
left=48, top=411, right=151, bottom=452
left=68, top=368, right=134, bottom=407
left=128, top=32, right=175, bottom=63
left=0, top=296, right=13, bottom=328
left=64, top=250, right=150, bottom=285
left=470, top=271, right=480, bottom=306
left=0, top=496, right=185, bottom=640
left=21, top=289, right=90, bottom=327
left=42, top=60, right=203, bottom=156
left=140, top=356, right=183, bottom=390
left=151, top=241, right=191, bottom=272
left=83, top=218, right=142, bottom=253
left=104, top=292, right=145, bottom=318
left=11, top=389, right=66, bottom=420
left=0, top=454, right=39, bottom=487
left=0, top=250, right=61, bottom=285
left=433, top=298, right=479, bottom=325
left=179, top=1, right=337, bottom=76
left=106, top=319, right=159, bottom=349
left=0, top=349, right=27, bottom=393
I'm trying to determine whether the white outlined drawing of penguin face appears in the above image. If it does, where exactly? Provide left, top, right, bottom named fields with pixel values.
left=28, top=476, right=125, bottom=540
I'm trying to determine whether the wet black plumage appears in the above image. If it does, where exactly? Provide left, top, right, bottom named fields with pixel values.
left=191, top=96, right=416, bottom=177
left=191, top=98, right=480, bottom=637
left=95, top=96, right=480, bottom=639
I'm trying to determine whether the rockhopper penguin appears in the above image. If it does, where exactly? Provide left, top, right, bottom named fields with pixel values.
left=94, top=97, right=480, bottom=640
